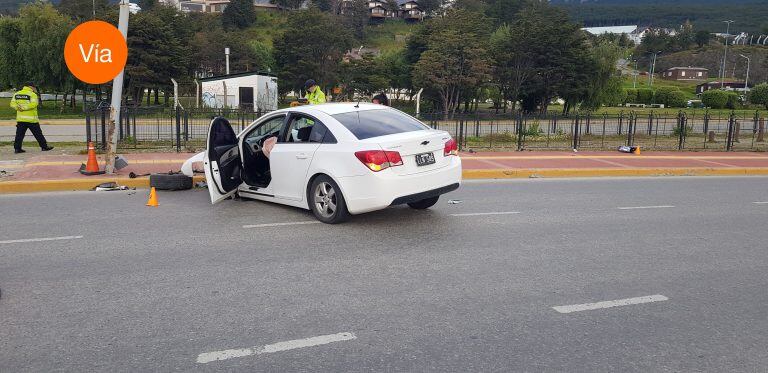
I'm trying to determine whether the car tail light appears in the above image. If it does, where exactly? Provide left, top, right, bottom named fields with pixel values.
left=444, top=138, right=458, bottom=156
left=355, top=150, right=403, bottom=172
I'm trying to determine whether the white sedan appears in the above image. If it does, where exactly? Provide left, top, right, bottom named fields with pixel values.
left=182, top=103, right=462, bottom=223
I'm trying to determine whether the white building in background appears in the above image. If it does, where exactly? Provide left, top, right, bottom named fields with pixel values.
left=200, top=72, right=278, bottom=111
left=581, top=25, right=651, bottom=45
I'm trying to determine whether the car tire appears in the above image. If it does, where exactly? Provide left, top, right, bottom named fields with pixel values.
left=407, top=196, right=440, bottom=210
left=150, top=173, right=193, bottom=191
left=309, top=175, right=350, bottom=224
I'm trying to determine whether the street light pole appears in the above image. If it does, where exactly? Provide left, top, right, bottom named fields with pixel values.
left=739, top=54, right=750, bottom=94
left=720, top=20, right=734, bottom=88
left=633, top=59, right=638, bottom=89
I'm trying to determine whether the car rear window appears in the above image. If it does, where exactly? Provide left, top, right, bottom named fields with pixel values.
left=332, top=109, right=428, bottom=140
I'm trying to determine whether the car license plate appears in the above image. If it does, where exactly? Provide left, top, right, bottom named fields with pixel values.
left=415, top=152, right=436, bottom=166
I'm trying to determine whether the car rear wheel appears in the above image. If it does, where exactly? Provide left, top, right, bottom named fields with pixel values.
left=309, top=175, right=350, bottom=224
left=407, top=196, right=439, bottom=210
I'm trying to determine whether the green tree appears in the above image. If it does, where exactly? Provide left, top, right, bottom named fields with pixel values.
left=338, top=53, right=389, bottom=99
left=271, top=0, right=305, bottom=10
left=222, top=0, right=257, bottom=30
left=694, top=30, right=711, bottom=48
left=489, top=23, right=534, bottom=112
left=273, top=9, right=353, bottom=96
left=0, top=16, right=22, bottom=89
left=192, top=29, right=272, bottom=76
left=484, top=0, right=531, bottom=26
left=748, top=83, right=768, bottom=109
left=341, top=0, right=369, bottom=40
left=654, top=86, right=686, bottom=108
left=701, top=89, right=730, bottom=109
left=412, top=10, right=491, bottom=116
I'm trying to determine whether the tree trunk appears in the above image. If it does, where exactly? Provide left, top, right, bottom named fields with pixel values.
left=164, top=90, right=169, bottom=107
left=154, top=88, right=160, bottom=105
left=146, top=88, right=151, bottom=106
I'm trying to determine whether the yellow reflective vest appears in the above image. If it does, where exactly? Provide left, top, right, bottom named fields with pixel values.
left=10, top=86, right=39, bottom=123
left=306, top=87, right=326, bottom=105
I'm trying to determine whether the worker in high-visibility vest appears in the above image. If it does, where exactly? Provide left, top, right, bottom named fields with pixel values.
left=11, top=83, right=53, bottom=154
left=304, top=79, right=326, bottom=105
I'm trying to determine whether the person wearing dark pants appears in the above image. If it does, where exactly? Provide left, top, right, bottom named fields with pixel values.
left=11, top=83, right=53, bottom=154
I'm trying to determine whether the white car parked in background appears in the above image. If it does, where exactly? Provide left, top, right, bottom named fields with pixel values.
left=182, top=103, right=462, bottom=223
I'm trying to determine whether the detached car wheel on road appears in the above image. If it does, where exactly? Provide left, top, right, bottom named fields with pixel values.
left=182, top=103, right=462, bottom=223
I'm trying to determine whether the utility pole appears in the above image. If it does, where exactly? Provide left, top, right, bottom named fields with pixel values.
left=648, top=51, right=660, bottom=87
left=225, top=47, right=230, bottom=75
left=720, top=20, right=734, bottom=88
left=739, top=54, right=750, bottom=94
left=633, top=59, right=638, bottom=89
left=104, top=0, right=130, bottom=174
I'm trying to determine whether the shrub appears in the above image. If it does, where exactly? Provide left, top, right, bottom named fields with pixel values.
left=749, top=83, right=768, bottom=109
left=701, top=89, right=730, bottom=109
left=624, top=89, right=638, bottom=104
left=654, top=87, right=687, bottom=108
left=637, top=88, right=654, bottom=104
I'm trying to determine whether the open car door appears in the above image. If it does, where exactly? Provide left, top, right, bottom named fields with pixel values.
left=204, top=117, right=242, bottom=204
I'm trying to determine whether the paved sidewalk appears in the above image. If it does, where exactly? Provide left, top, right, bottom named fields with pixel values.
left=1, top=150, right=767, bottom=193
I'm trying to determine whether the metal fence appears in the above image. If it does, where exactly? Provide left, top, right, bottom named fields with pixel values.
left=86, top=107, right=271, bottom=151
left=422, top=111, right=767, bottom=152
left=86, top=107, right=767, bottom=152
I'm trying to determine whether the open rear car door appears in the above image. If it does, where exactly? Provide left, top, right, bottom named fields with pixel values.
left=205, top=117, right=242, bottom=204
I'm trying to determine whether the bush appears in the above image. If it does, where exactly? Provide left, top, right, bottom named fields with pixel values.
left=749, top=83, right=768, bottom=109
left=624, top=89, right=638, bottom=104
left=637, top=88, right=654, bottom=104
left=654, top=87, right=687, bottom=108
left=701, top=89, right=730, bottom=109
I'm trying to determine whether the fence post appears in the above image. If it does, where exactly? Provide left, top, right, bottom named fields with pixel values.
left=572, top=115, right=580, bottom=150
left=100, top=108, right=107, bottom=150
left=184, top=109, right=189, bottom=142
left=726, top=112, right=735, bottom=151
left=175, top=106, right=181, bottom=152
left=647, top=112, right=653, bottom=135
left=703, top=111, right=709, bottom=134
left=618, top=111, right=624, bottom=134
left=677, top=111, right=686, bottom=150
left=516, top=114, right=524, bottom=151
left=585, top=113, right=591, bottom=135
left=758, top=117, right=765, bottom=143
left=458, top=118, right=464, bottom=151
left=85, top=110, right=92, bottom=143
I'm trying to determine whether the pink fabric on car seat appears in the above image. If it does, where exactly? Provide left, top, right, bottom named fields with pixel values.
left=263, top=136, right=277, bottom=158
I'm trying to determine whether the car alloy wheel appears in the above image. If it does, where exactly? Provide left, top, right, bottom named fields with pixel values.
left=314, top=181, right=337, bottom=218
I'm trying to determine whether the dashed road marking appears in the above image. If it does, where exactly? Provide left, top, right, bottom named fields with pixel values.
left=552, top=294, right=668, bottom=314
left=450, top=211, right=521, bottom=217
left=243, top=221, right=321, bottom=228
left=753, top=201, right=768, bottom=204
left=617, top=205, right=674, bottom=210
left=0, top=235, right=83, bottom=244
left=196, top=332, right=356, bottom=364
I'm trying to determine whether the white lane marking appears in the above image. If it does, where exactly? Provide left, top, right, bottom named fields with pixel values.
left=196, top=332, right=356, bottom=364
left=450, top=211, right=521, bottom=217
left=617, top=205, right=674, bottom=210
left=0, top=235, right=83, bottom=244
left=753, top=202, right=768, bottom=204
left=243, top=221, right=320, bottom=228
left=552, top=294, right=668, bottom=314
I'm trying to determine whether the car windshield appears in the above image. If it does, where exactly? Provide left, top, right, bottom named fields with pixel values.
left=332, top=109, right=428, bottom=140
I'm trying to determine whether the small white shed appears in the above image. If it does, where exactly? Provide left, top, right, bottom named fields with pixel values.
left=200, top=72, right=278, bottom=111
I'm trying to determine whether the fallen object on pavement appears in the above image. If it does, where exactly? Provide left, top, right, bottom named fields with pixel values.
left=150, top=172, right=193, bottom=190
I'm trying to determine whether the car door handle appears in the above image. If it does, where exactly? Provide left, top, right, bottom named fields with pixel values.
left=295, top=153, right=308, bottom=159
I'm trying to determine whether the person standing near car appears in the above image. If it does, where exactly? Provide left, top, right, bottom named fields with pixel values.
left=372, top=93, right=389, bottom=106
left=304, top=79, right=326, bottom=105
left=11, top=82, right=53, bottom=154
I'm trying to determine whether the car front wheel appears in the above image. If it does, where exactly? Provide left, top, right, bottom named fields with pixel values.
left=309, top=175, right=350, bottom=224
left=407, top=196, right=439, bottom=210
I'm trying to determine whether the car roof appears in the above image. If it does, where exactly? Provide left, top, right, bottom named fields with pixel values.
left=290, top=102, right=388, bottom=116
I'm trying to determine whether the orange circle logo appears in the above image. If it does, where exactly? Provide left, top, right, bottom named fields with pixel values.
left=64, top=21, right=128, bottom=84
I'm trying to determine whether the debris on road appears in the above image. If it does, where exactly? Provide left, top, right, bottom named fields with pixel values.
left=195, top=181, right=207, bottom=189
left=448, top=199, right=463, bottom=204
left=92, top=182, right=133, bottom=191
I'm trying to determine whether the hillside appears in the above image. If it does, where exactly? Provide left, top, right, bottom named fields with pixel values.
left=554, top=0, right=768, bottom=34
left=653, top=44, right=768, bottom=85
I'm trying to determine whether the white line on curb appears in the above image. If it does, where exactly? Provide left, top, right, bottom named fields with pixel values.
left=243, top=221, right=321, bottom=228
left=450, top=211, right=521, bottom=217
left=753, top=202, right=768, bottom=204
left=552, top=294, right=668, bottom=314
left=617, top=205, right=675, bottom=210
left=196, top=332, right=356, bottom=364
left=0, top=235, right=83, bottom=244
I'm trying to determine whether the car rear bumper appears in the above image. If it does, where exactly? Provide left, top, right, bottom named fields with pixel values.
left=337, top=157, right=462, bottom=214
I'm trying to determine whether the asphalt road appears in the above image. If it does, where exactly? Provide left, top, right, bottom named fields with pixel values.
left=1, top=176, right=767, bottom=372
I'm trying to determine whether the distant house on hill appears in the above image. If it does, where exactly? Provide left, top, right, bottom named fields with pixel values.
left=662, top=67, right=708, bottom=81
left=696, top=81, right=751, bottom=94
left=399, top=0, right=424, bottom=21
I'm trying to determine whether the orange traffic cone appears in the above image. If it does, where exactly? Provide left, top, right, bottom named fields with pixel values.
left=79, top=141, right=104, bottom=175
left=146, top=187, right=159, bottom=207
left=633, top=146, right=641, bottom=155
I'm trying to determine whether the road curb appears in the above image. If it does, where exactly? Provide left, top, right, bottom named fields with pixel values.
left=2, top=168, right=767, bottom=194
left=461, top=168, right=768, bottom=179
left=0, top=175, right=205, bottom=194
